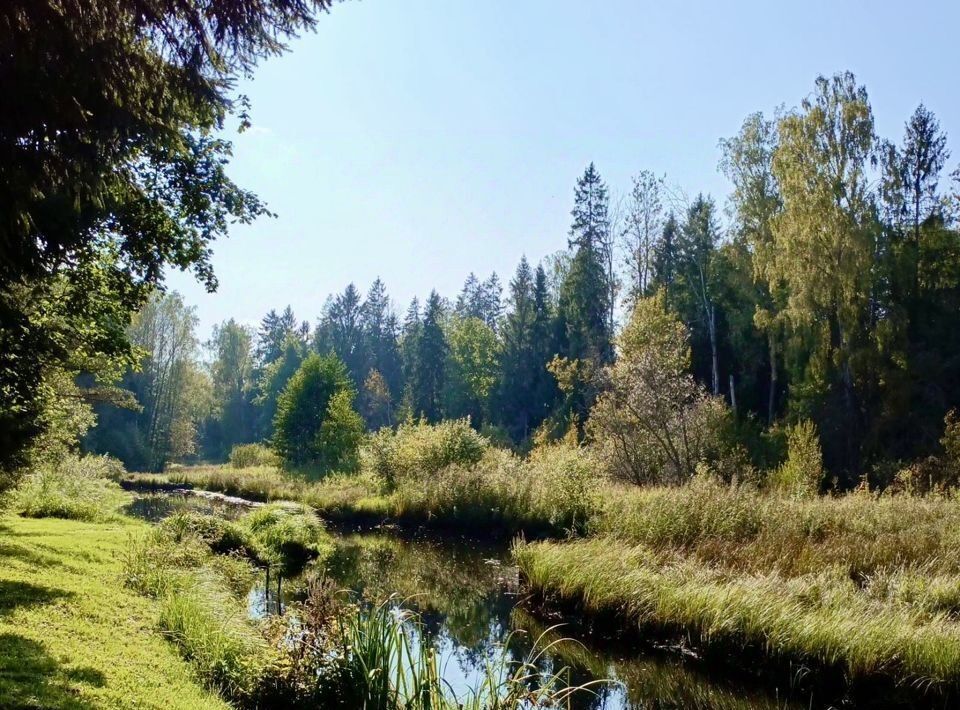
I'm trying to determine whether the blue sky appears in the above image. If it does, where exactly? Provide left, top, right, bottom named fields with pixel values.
left=167, top=0, right=960, bottom=337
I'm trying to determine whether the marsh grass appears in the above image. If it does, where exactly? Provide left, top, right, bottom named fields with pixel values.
left=595, top=477, right=960, bottom=578
left=514, top=537, right=960, bottom=687
left=122, top=526, right=283, bottom=706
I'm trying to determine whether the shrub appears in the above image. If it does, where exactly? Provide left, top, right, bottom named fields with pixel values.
left=12, top=454, right=126, bottom=520
left=767, top=419, right=823, bottom=497
left=527, top=443, right=602, bottom=533
left=229, top=443, right=279, bottom=469
left=365, top=419, right=487, bottom=488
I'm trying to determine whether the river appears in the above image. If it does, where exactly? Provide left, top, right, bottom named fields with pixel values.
left=124, top=491, right=860, bottom=709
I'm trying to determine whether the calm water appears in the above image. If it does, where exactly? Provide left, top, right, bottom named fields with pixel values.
left=126, top=492, right=889, bottom=709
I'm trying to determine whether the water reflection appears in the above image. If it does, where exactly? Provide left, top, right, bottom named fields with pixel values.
left=126, top=495, right=832, bottom=708
left=317, top=529, right=812, bottom=709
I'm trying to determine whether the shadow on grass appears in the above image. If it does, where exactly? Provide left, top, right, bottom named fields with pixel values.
left=0, top=540, right=65, bottom=570
left=0, top=580, right=72, bottom=617
left=0, top=633, right=102, bottom=709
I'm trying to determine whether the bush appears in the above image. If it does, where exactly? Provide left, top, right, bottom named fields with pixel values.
left=767, top=419, right=823, bottom=497
left=229, top=443, right=279, bottom=469
left=12, top=454, right=126, bottom=521
left=365, top=419, right=487, bottom=488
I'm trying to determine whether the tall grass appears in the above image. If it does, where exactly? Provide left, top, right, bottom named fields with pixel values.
left=123, top=527, right=282, bottom=706
left=12, top=454, right=127, bottom=521
left=314, top=595, right=599, bottom=709
left=514, top=537, right=960, bottom=687
left=593, top=477, right=960, bottom=578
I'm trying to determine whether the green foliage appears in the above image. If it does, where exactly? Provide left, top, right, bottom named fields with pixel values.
left=0, top=0, right=331, bottom=473
left=767, top=419, right=824, bottom=497
left=317, top=389, right=365, bottom=473
left=366, top=419, right=487, bottom=489
left=229, top=443, right=279, bottom=469
left=12, top=454, right=126, bottom=521
left=273, top=353, right=361, bottom=471
left=589, top=291, right=731, bottom=484
left=242, top=503, right=332, bottom=571
left=443, top=315, right=500, bottom=425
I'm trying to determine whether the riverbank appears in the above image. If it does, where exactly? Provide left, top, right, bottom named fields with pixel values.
left=0, top=513, right=229, bottom=709
left=126, top=464, right=960, bottom=699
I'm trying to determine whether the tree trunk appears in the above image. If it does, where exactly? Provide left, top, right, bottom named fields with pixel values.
left=767, top=335, right=778, bottom=425
left=709, top=304, right=719, bottom=395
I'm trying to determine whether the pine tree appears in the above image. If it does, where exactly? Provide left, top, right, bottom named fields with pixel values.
left=400, top=298, right=421, bottom=418
left=361, top=278, right=403, bottom=403
left=315, top=284, right=368, bottom=390
left=497, top=257, right=537, bottom=438
left=256, top=306, right=299, bottom=369
left=413, top=291, right=447, bottom=422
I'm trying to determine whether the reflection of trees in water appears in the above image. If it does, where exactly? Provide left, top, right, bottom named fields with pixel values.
left=325, top=531, right=815, bottom=710
left=326, top=532, right=515, bottom=654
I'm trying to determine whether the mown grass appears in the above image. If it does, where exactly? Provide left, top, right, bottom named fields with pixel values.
left=0, top=513, right=229, bottom=709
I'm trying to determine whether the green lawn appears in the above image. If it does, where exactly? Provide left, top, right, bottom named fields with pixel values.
left=0, top=513, right=229, bottom=710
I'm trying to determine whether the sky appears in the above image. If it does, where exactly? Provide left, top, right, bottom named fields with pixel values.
left=166, top=0, right=960, bottom=337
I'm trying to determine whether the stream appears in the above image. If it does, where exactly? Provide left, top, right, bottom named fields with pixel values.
left=125, top=491, right=839, bottom=709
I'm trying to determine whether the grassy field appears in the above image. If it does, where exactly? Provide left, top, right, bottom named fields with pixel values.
left=0, top=513, right=229, bottom=710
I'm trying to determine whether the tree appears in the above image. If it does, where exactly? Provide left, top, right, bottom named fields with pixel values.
left=679, top=194, right=723, bottom=396
left=399, top=297, right=421, bottom=419
left=315, top=283, right=368, bottom=389
left=273, top=353, right=360, bottom=471
left=444, top=316, right=500, bottom=425
left=622, top=171, right=665, bottom=303
left=360, top=369, right=393, bottom=430
left=881, top=105, right=950, bottom=337
left=207, top=319, right=257, bottom=457
left=455, top=272, right=503, bottom=329
left=0, top=0, right=331, bottom=474
left=255, top=335, right=307, bottom=440
left=411, top=291, right=447, bottom=422
left=588, top=291, right=729, bottom=485
left=87, top=292, right=206, bottom=471
left=770, top=72, right=877, bottom=473
left=361, top=278, right=403, bottom=403
left=651, top=213, right=682, bottom=296
left=256, top=306, right=301, bottom=368
left=720, top=112, right=784, bottom=423
left=497, top=257, right=537, bottom=439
